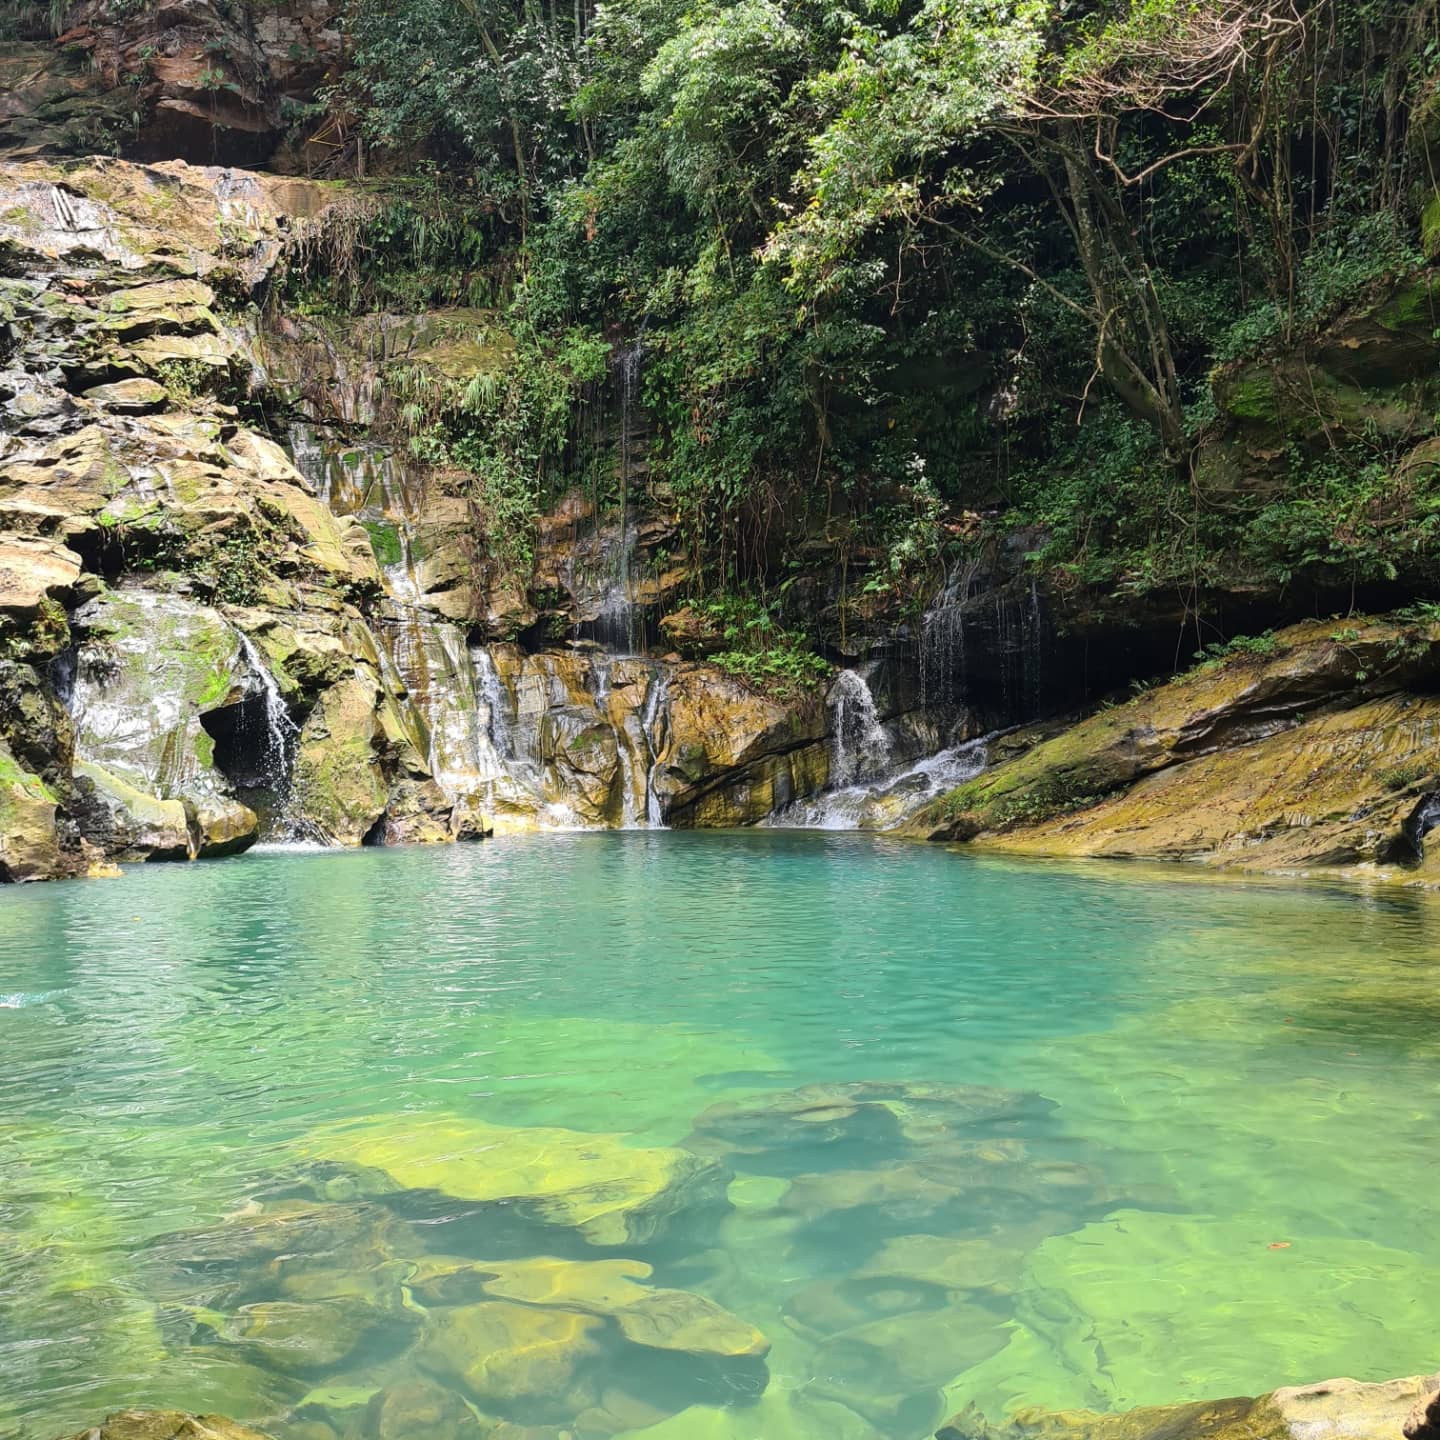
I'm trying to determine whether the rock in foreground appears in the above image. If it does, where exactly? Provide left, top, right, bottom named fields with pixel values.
left=55, top=1412, right=273, bottom=1440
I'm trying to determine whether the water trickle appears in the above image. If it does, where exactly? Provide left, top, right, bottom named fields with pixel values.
left=767, top=732, right=992, bottom=830
left=235, top=632, right=299, bottom=837
left=590, top=341, right=645, bottom=654
left=829, top=669, right=893, bottom=787
left=642, top=669, right=670, bottom=828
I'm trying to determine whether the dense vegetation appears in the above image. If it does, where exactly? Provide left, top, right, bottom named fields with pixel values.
left=296, top=0, right=1440, bottom=634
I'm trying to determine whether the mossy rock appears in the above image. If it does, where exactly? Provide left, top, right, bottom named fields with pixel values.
left=298, top=1111, right=724, bottom=1246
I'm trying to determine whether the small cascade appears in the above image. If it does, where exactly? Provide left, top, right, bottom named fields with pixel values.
left=235, top=633, right=300, bottom=837
left=642, top=669, right=670, bottom=828
left=590, top=341, right=645, bottom=654
left=918, top=556, right=981, bottom=710
left=829, top=669, right=893, bottom=786
left=766, top=732, right=994, bottom=831
left=474, top=646, right=515, bottom=760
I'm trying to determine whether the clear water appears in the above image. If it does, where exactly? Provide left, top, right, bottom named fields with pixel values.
left=3, top=834, right=1440, bottom=1440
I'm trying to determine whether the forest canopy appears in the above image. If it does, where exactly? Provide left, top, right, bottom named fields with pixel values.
left=327, top=0, right=1440, bottom=608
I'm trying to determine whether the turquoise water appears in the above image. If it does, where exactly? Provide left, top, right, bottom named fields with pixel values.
left=4, top=833, right=1440, bottom=1440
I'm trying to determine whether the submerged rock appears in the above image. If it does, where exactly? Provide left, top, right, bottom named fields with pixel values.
left=53, top=1413, right=275, bottom=1440
left=938, top=1373, right=1440, bottom=1440
left=415, top=1300, right=605, bottom=1416
left=685, top=1081, right=1045, bottom=1175
left=298, top=1112, right=725, bottom=1246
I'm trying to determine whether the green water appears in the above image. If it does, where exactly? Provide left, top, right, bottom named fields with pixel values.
left=3, top=833, right=1440, bottom=1440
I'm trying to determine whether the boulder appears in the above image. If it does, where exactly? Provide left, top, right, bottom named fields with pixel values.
left=938, top=1374, right=1440, bottom=1440
left=1406, top=1387, right=1440, bottom=1440
left=652, top=663, right=829, bottom=826
left=297, top=1111, right=724, bottom=1246
left=292, top=673, right=389, bottom=846
left=416, top=1300, right=604, bottom=1415
left=0, top=741, right=62, bottom=881
left=52, top=1412, right=275, bottom=1440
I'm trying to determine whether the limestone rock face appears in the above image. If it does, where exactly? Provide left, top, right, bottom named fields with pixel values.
left=292, top=673, right=389, bottom=847
left=0, top=740, right=63, bottom=882
left=908, top=617, right=1440, bottom=882
left=2, top=0, right=342, bottom=167
left=652, top=664, right=829, bottom=826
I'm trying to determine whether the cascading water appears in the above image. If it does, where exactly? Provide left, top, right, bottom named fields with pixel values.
left=642, top=669, right=670, bottom=828
left=765, top=732, right=993, bottom=831
left=829, top=669, right=893, bottom=786
left=235, top=633, right=300, bottom=838
left=590, top=341, right=645, bottom=654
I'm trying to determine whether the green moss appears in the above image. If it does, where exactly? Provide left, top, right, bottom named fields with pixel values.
left=1220, top=371, right=1279, bottom=423
left=0, top=751, right=58, bottom=804
left=362, top=520, right=403, bottom=568
left=1424, top=194, right=1440, bottom=262
left=1375, top=275, right=1440, bottom=331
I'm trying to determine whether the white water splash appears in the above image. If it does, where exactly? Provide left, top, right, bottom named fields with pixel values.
left=236, top=633, right=300, bottom=838
left=829, top=669, right=893, bottom=786
left=766, top=734, right=992, bottom=831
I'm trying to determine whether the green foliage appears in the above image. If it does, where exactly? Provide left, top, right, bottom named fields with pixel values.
left=1379, top=760, right=1432, bottom=791
left=328, top=0, right=1440, bottom=621
left=1186, top=631, right=1283, bottom=676
left=695, top=593, right=831, bottom=697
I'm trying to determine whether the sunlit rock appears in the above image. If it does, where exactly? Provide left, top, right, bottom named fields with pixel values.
left=298, top=1112, right=726, bottom=1246
left=415, top=1300, right=605, bottom=1414
left=51, top=1411, right=276, bottom=1440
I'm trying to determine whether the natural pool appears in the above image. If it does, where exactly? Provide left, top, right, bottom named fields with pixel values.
left=3, top=833, right=1440, bottom=1440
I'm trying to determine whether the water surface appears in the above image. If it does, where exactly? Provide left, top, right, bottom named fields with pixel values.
left=3, top=834, right=1439, bottom=1439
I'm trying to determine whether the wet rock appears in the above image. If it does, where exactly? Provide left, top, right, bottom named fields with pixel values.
left=1406, top=1386, right=1440, bottom=1440
left=935, top=1395, right=1283, bottom=1440
left=292, top=674, right=389, bottom=846
left=71, top=757, right=196, bottom=861
left=416, top=1300, right=605, bottom=1416
left=83, top=376, right=170, bottom=413
left=685, top=1081, right=1044, bottom=1175
left=0, top=739, right=63, bottom=882
left=906, top=616, right=1440, bottom=879
left=653, top=665, right=829, bottom=826
left=299, top=1112, right=725, bottom=1246
left=938, top=1375, right=1440, bottom=1440
left=51, top=1412, right=276, bottom=1440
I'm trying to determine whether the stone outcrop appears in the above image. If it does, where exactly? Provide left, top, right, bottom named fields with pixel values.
left=54, top=1413, right=275, bottom=1440
left=939, top=1374, right=1440, bottom=1440
left=906, top=617, right=1440, bottom=882
left=2, top=1, right=341, bottom=167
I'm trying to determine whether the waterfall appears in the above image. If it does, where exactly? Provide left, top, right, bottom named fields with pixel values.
left=642, top=669, right=670, bottom=828
left=591, top=341, right=644, bottom=654
left=829, top=669, right=892, bottom=786
left=474, top=646, right=514, bottom=760
left=918, top=556, right=982, bottom=711
left=235, top=632, right=299, bottom=837
left=766, top=733, right=993, bottom=831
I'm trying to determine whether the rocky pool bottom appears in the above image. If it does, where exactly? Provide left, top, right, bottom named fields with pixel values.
left=4, top=834, right=1440, bottom=1440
